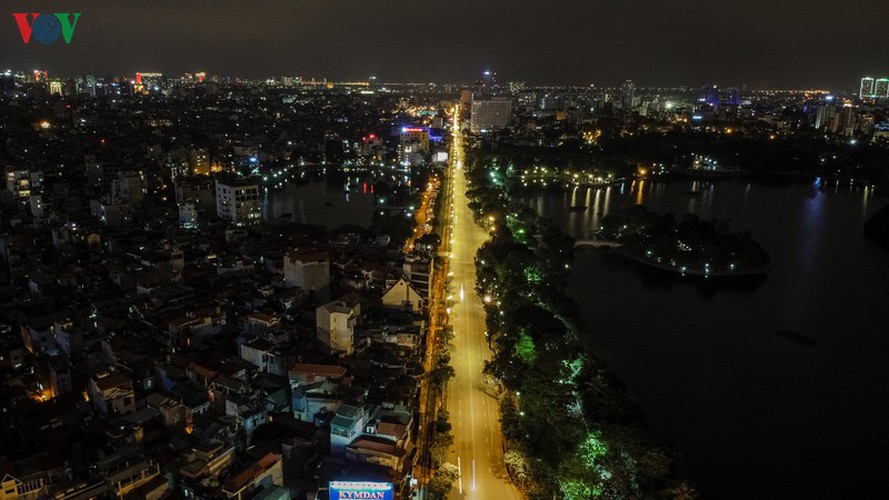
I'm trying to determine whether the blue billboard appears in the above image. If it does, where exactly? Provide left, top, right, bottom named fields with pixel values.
left=329, top=481, right=394, bottom=500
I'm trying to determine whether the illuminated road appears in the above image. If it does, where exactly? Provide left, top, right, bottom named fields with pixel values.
left=445, top=114, right=521, bottom=500
left=404, top=176, right=440, bottom=254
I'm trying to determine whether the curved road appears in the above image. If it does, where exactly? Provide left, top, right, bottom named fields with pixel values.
left=445, top=118, right=521, bottom=500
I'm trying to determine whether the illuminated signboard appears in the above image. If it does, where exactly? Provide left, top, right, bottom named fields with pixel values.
left=401, top=126, right=428, bottom=134
left=329, top=481, right=394, bottom=500
left=428, top=128, right=445, bottom=143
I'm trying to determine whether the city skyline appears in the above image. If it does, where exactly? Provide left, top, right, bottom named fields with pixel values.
left=3, top=3, right=889, bottom=498
left=0, top=67, right=880, bottom=95
left=2, top=0, right=889, bottom=89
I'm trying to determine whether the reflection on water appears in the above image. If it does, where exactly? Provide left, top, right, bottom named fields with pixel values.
left=521, top=179, right=878, bottom=241
left=263, top=173, right=376, bottom=228
left=519, top=179, right=889, bottom=499
left=635, top=179, right=645, bottom=205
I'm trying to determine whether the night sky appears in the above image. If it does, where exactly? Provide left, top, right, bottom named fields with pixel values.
left=2, top=0, right=889, bottom=88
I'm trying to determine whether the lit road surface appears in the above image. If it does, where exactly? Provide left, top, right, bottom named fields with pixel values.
left=445, top=118, right=521, bottom=500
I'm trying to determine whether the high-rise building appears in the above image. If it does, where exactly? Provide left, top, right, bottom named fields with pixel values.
left=699, top=85, right=720, bottom=108
left=860, top=113, right=876, bottom=135
left=815, top=103, right=837, bottom=130
left=134, top=72, right=164, bottom=94
left=0, top=70, right=15, bottom=94
left=724, top=88, right=741, bottom=107
left=831, top=104, right=858, bottom=137
left=112, top=171, right=145, bottom=205
left=482, top=70, right=496, bottom=89
left=215, top=175, right=261, bottom=226
left=473, top=69, right=498, bottom=99
left=398, top=126, right=430, bottom=169
left=460, top=89, right=472, bottom=107
left=399, top=127, right=430, bottom=152
left=860, top=77, right=876, bottom=98
left=875, top=79, right=889, bottom=98
left=5, top=167, right=31, bottom=198
left=189, top=148, right=212, bottom=175
left=470, top=96, right=512, bottom=132
left=79, top=74, right=97, bottom=96
left=621, top=80, right=636, bottom=109
left=509, top=81, right=527, bottom=93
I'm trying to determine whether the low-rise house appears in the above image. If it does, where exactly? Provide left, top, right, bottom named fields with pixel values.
left=240, top=312, right=280, bottom=333
left=171, top=383, right=212, bottom=430
left=381, top=278, right=424, bottom=312
left=316, top=299, right=360, bottom=355
left=94, top=448, right=160, bottom=498
left=402, top=253, right=433, bottom=301
left=179, top=442, right=236, bottom=497
left=0, top=454, right=68, bottom=500
left=146, top=392, right=188, bottom=428
left=289, top=363, right=349, bottom=423
left=221, top=452, right=283, bottom=499
left=238, top=338, right=291, bottom=376
left=289, top=363, right=348, bottom=386
left=283, top=250, right=329, bottom=301
left=88, top=371, right=136, bottom=415
left=330, top=404, right=368, bottom=456
left=344, top=436, right=409, bottom=475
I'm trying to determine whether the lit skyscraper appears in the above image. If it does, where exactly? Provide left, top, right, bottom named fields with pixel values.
left=470, top=96, right=512, bottom=132
left=482, top=70, right=496, bottom=89
left=474, top=69, right=498, bottom=99
left=699, top=85, right=720, bottom=108
left=875, top=78, right=889, bottom=98
left=85, top=74, right=97, bottom=96
left=621, top=80, right=636, bottom=109
left=860, top=77, right=875, bottom=97
left=815, top=100, right=837, bottom=130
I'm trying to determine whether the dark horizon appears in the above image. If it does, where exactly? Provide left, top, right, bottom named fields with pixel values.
left=2, top=0, right=889, bottom=91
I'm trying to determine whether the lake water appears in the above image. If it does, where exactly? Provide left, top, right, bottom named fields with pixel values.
left=520, top=179, right=889, bottom=499
left=263, top=173, right=377, bottom=228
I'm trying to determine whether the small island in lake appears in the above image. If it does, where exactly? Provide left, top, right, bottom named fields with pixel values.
left=599, top=205, right=770, bottom=277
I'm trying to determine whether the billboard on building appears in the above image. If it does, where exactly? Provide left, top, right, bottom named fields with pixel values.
left=329, top=481, right=394, bottom=500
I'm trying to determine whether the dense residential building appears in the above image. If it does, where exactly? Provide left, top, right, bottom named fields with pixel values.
left=216, top=175, right=261, bottom=226
left=316, top=298, right=360, bottom=355
left=4, top=168, right=32, bottom=199
left=88, top=371, right=136, bottom=415
left=402, top=254, right=434, bottom=301
left=283, top=250, right=330, bottom=301
left=221, top=452, right=283, bottom=499
left=381, top=278, right=424, bottom=312
left=0, top=76, right=449, bottom=500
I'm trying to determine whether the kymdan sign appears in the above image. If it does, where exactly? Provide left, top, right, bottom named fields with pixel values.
left=329, top=481, right=394, bottom=500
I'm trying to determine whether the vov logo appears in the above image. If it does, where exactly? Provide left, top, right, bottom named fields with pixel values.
left=12, top=13, right=82, bottom=44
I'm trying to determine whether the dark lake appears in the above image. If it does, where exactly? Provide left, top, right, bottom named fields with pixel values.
left=520, top=179, right=889, bottom=499
left=263, top=172, right=377, bottom=228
